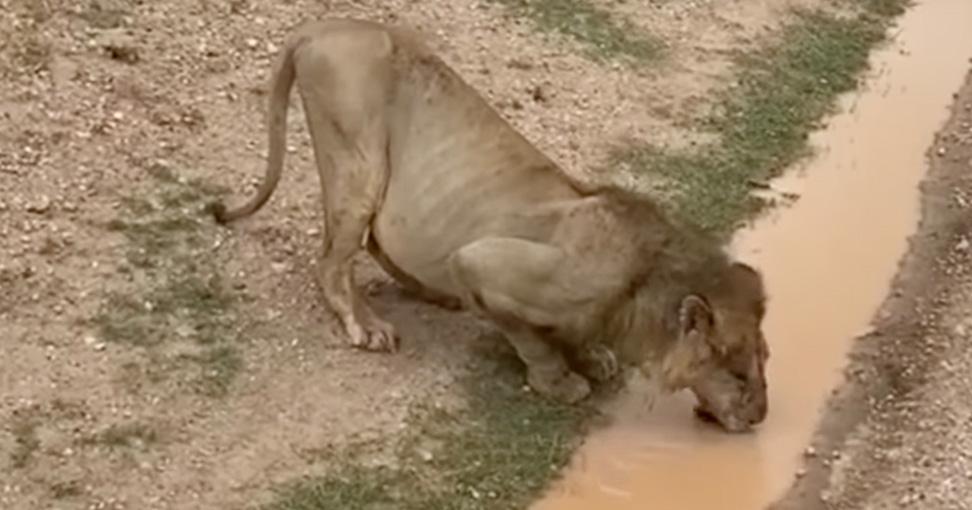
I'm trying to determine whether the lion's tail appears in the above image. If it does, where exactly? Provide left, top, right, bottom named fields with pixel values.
left=207, top=30, right=301, bottom=224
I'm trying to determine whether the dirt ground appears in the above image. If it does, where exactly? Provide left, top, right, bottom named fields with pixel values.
left=3, top=0, right=955, bottom=509
left=772, top=70, right=972, bottom=510
left=0, top=1, right=830, bottom=509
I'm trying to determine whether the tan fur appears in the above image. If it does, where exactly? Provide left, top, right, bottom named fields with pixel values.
left=209, top=19, right=770, bottom=432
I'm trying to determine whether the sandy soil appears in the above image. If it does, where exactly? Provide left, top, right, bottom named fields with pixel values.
left=772, top=69, right=972, bottom=510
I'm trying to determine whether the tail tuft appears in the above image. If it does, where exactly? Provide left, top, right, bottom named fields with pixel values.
left=205, top=201, right=230, bottom=224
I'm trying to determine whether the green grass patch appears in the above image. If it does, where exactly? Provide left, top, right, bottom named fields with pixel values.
left=94, top=164, right=243, bottom=397
left=617, top=4, right=905, bottom=233
left=263, top=351, right=594, bottom=510
left=490, top=0, right=661, bottom=64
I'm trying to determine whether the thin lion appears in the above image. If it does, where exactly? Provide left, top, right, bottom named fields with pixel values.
left=209, top=19, right=770, bottom=432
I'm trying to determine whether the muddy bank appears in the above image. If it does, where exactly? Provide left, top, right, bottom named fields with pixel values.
left=772, top=69, right=972, bottom=510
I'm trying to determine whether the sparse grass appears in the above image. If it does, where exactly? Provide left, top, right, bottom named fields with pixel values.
left=0, top=1, right=55, bottom=76
left=94, top=164, right=242, bottom=397
left=861, top=0, right=910, bottom=17
left=10, top=417, right=41, bottom=469
left=180, top=345, right=244, bottom=397
left=1, top=28, right=52, bottom=75
left=78, top=0, right=131, bottom=29
left=490, top=0, right=661, bottom=64
left=263, top=1, right=911, bottom=509
left=264, top=350, right=593, bottom=510
left=49, top=480, right=83, bottom=499
left=615, top=3, right=907, bottom=233
left=79, top=422, right=160, bottom=450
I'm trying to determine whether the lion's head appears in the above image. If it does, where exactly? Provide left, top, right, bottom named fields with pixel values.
left=651, top=262, right=769, bottom=433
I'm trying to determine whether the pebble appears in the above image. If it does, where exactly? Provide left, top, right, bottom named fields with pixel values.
left=26, top=196, right=51, bottom=214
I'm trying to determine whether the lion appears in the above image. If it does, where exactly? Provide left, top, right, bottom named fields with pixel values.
left=208, top=19, right=770, bottom=432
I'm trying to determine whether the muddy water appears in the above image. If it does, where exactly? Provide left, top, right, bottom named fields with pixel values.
left=534, top=1, right=972, bottom=509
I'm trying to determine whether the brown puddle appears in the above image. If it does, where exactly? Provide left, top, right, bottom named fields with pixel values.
left=533, top=1, right=972, bottom=509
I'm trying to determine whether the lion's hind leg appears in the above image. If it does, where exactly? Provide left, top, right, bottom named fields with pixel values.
left=311, top=140, right=398, bottom=352
left=295, top=51, right=398, bottom=352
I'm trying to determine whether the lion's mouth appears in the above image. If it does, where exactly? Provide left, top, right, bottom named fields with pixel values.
left=693, top=404, right=753, bottom=433
left=693, top=404, right=720, bottom=423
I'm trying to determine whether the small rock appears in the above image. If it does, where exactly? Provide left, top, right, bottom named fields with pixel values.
left=956, top=237, right=969, bottom=252
left=418, top=449, right=433, bottom=462
left=804, top=446, right=817, bottom=457
left=245, top=38, right=259, bottom=49
left=103, top=39, right=140, bottom=64
left=530, top=84, right=548, bottom=103
left=26, top=196, right=51, bottom=214
left=795, top=468, right=807, bottom=478
left=83, top=335, right=98, bottom=347
left=937, top=146, right=946, bottom=156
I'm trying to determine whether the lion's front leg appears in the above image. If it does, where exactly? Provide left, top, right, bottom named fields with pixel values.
left=448, top=237, right=604, bottom=404
left=568, top=343, right=620, bottom=384
left=512, top=330, right=591, bottom=404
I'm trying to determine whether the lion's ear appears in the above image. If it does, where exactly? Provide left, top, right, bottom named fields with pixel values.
left=678, top=294, right=712, bottom=337
left=662, top=295, right=715, bottom=389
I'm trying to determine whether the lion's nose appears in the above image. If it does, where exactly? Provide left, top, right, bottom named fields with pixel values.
left=749, top=398, right=768, bottom=425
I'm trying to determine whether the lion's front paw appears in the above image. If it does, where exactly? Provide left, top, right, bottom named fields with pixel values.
left=574, top=344, right=619, bottom=383
left=347, top=317, right=399, bottom=353
left=528, top=370, right=591, bottom=404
